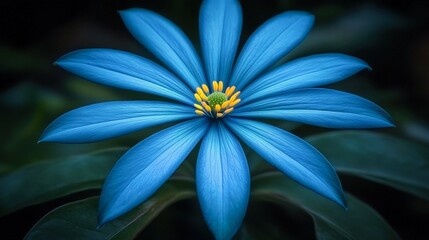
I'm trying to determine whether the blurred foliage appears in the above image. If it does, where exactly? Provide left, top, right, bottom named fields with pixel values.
left=1, top=0, right=429, bottom=239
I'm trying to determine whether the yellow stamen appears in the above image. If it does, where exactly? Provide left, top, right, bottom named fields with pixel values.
left=224, top=107, right=234, bottom=114
left=202, top=102, right=212, bottom=112
left=213, top=81, right=219, bottom=92
left=221, top=100, right=230, bottom=109
left=194, top=104, right=203, bottom=110
left=202, top=84, right=209, bottom=93
left=226, top=86, right=236, bottom=97
left=193, top=82, right=239, bottom=118
left=195, top=110, right=204, bottom=115
left=215, top=104, right=221, bottom=112
left=229, top=91, right=241, bottom=102
left=218, top=81, right=224, bottom=92
left=194, top=93, right=202, bottom=102
left=197, top=87, right=208, bottom=101
left=229, top=99, right=241, bottom=107
left=232, top=91, right=241, bottom=99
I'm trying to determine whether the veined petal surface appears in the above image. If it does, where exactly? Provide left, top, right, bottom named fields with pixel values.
left=56, top=49, right=194, bottom=105
left=225, top=118, right=346, bottom=208
left=200, top=0, right=242, bottom=82
left=229, top=11, right=314, bottom=89
left=98, top=118, right=209, bottom=225
left=241, top=54, right=370, bottom=103
left=120, top=8, right=206, bottom=89
left=197, top=122, right=249, bottom=240
left=233, top=88, right=394, bottom=128
left=39, top=101, right=195, bottom=143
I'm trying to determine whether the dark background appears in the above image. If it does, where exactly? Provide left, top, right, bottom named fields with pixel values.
left=1, top=0, right=428, bottom=239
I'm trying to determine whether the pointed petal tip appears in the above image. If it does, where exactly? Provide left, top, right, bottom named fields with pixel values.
left=378, top=112, right=395, bottom=128
left=54, top=52, right=77, bottom=66
left=96, top=219, right=104, bottom=229
left=117, top=8, right=134, bottom=17
left=386, top=120, right=396, bottom=128
left=97, top=210, right=111, bottom=229
left=357, top=58, right=371, bottom=71
left=53, top=60, right=61, bottom=66
left=118, top=7, right=142, bottom=15
left=334, top=53, right=372, bottom=71
left=339, top=194, right=348, bottom=209
left=328, top=189, right=347, bottom=210
left=354, top=57, right=371, bottom=70
left=38, top=133, right=48, bottom=143
left=366, top=64, right=373, bottom=71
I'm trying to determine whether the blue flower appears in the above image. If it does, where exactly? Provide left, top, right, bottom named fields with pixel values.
left=40, top=0, right=393, bottom=239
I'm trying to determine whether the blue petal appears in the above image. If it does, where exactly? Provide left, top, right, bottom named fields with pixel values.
left=225, top=117, right=346, bottom=208
left=56, top=49, right=194, bottom=105
left=39, top=101, right=196, bottom=143
left=241, top=53, right=370, bottom=103
left=200, top=0, right=242, bottom=82
left=197, top=121, right=249, bottom=240
left=120, top=8, right=206, bottom=89
left=228, top=11, right=314, bottom=89
left=98, top=118, right=209, bottom=225
left=233, top=88, right=394, bottom=128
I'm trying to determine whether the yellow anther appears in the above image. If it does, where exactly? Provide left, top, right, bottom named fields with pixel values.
left=194, top=82, right=239, bottom=118
left=195, top=110, right=204, bottom=115
left=229, top=91, right=241, bottom=102
left=232, top=91, right=241, bottom=98
left=226, top=86, right=236, bottom=97
left=202, top=84, right=209, bottom=93
left=215, top=104, right=221, bottom=112
left=213, top=81, right=219, bottom=92
left=224, top=107, right=234, bottom=114
left=194, top=93, right=202, bottom=102
left=221, top=100, right=230, bottom=109
left=197, top=87, right=208, bottom=101
left=230, top=99, right=241, bottom=107
left=194, top=104, right=203, bottom=110
left=202, top=102, right=212, bottom=112
left=218, top=81, right=224, bottom=92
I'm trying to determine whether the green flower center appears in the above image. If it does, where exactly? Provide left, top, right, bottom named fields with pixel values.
left=207, top=92, right=227, bottom=109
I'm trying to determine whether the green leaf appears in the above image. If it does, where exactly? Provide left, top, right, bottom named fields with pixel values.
left=252, top=173, right=400, bottom=240
left=0, top=148, right=126, bottom=216
left=306, top=131, right=429, bottom=201
left=25, top=179, right=195, bottom=240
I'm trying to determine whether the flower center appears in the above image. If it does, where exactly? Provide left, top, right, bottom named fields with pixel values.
left=193, top=80, right=241, bottom=118
left=207, top=92, right=227, bottom=109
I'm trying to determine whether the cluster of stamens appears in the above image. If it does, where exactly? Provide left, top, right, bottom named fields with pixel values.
left=194, top=80, right=241, bottom=118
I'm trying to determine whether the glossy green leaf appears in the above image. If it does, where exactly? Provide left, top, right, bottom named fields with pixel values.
left=0, top=148, right=127, bottom=216
left=0, top=148, right=125, bottom=215
left=25, top=179, right=195, bottom=240
left=252, top=173, right=400, bottom=240
left=0, top=147, right=196, bottom=217
left=307, top=131, right=429, bottom=201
